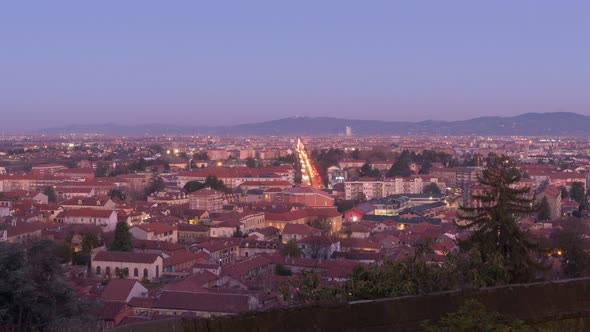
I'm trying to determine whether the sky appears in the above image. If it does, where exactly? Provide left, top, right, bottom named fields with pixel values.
left=1, top=1, right=590, bottom=131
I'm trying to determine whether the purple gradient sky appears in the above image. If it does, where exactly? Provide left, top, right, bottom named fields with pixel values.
left=1, top=1, right=590, bottom=130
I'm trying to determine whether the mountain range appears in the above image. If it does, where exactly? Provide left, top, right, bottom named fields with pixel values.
left=34, top=112, right=590, bottom=136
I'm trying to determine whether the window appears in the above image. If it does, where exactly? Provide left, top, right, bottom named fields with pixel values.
left=156, top=265, right=159, bottom=278
left=96, top=266, right=101, bottom=275
left=143, top=268, right=148, bottom=278
left=134, top=268, right=138, bottom=277
left=105, top=267, right=111, bottom=275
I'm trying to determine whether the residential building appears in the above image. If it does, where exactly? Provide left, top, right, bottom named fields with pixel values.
left=130, top=222, right=178, bottom=242
left=189, top=188, right=225, bottom=212
left=57, top=209, right=118, bottom=232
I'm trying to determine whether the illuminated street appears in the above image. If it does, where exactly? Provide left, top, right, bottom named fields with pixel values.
left=296, top=138, right=323, bottom=189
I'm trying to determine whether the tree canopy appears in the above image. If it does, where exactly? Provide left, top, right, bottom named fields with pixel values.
left=551, top=218, right=590, bottom=278
left=144, top=173, right=165, bottom=196
left=108, top=188, right=126, bottom=202
left=94, top=162, right=110, bottom=178
left=110, top=222, right=133, bottom=252
left=537, top=196, right=551, bottom=221
left=423, top=183, right=441, bottom=195
left=422, top=299, right=526, bottom=332
left=245, top=157, right=257, bottom=168
left=183, top=175, right=230, bottom=193
left=359, top=161, right=381, bottom=178
left=43, top=186, right=57, bottom=203
left=0, top=240, right=94, bottom=330
left=282, top=240, right=303, bottom=258
left=335, top=199, right=354, bottom=213
left=570, top=181, right=587, bottom=207
left=232, top=226, right=243, bottom=238
left=387, top=158, right=413, bottom=177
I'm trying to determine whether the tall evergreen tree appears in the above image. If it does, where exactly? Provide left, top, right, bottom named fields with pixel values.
left=110, top=222, right=133, bottom=251
left=94, top=162, right=110, bottom=177
left=537, top=196, right=551, bottom=221
left=570, top=181, right=587, bottom=207
left=43, top=186, right=57, bottom=203
left=144, top=173, right=165, bottom=196
left=457, top=155, right=545, bottom=284
left=560, top=186, right=569, bottom=200
left=359, top=161, right=373, bottom=177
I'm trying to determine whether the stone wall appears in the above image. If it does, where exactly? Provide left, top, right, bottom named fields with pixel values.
left=115, top=278, right=590, bottom=332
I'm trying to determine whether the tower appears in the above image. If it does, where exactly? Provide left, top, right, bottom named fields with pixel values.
left=345, top=126, right=352, bottom=137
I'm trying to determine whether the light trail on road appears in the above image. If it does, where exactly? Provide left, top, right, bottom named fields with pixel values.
left=295, top=138, right=323, bottom=189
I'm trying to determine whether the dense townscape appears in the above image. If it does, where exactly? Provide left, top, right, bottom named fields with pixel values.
left=1, top=132, right=590, bottom=330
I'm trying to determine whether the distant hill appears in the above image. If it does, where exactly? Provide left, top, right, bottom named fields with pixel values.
left=35, top=112, right=590, bottom=136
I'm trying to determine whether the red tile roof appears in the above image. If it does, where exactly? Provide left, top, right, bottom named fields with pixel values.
left=163, top=250, right=199, bottom=268
left=283, top=186, right=332, bottom=199
left=282, top=223, right=321, bottom=236
left=6, top=221, right=43, bottom=237
left=93, top=251, right=161, bottom=264
left=60, top=209, right=115, bottom=218
left=153, top=291, right=252, bottom=313
left=134, top=222, right=176, bottom=235
left=238, top=180, right=292, bottom=187
left=264, top=209, right=309, bottom=221
left=222, top=256, right=271, bottom=279
left=163, top=271, right=218, bottom=292
left=253, top=226, right=280, bottom=236
left=132, top=239, right=184, bottom=252
left=177, top=223, right=209, bottom=233
left=188, top=188, right=225, bottom=197
left=101, top=279, right=142, bottom=302
left=61, top=196, right=112, bottom=207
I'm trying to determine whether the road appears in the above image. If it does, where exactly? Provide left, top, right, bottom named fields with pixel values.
left=296, top=138, right=323, bottom=189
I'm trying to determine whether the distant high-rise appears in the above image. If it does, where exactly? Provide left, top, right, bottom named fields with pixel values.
left=345, top=126, right=352, bottom=137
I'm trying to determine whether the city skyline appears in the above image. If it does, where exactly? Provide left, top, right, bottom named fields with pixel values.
left=2, top=1, right=590, bottom=130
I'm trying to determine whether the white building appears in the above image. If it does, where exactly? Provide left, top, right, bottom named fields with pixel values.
left=92, top=250, right=164, bottom=282
left=345, top=176, right=444, bottom=200
left=57, top=209, right=118, bottom=232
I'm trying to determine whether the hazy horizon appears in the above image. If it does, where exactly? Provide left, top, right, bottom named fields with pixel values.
left=2, top=1, right=590, bottom=131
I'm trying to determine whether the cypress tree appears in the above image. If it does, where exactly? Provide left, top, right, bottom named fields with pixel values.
left=110, top=221, right=133, bottom=252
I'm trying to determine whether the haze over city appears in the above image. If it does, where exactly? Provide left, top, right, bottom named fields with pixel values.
left=2, top=1, right=590, bottom=131
left=4, top=2, right=590, bottom=332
